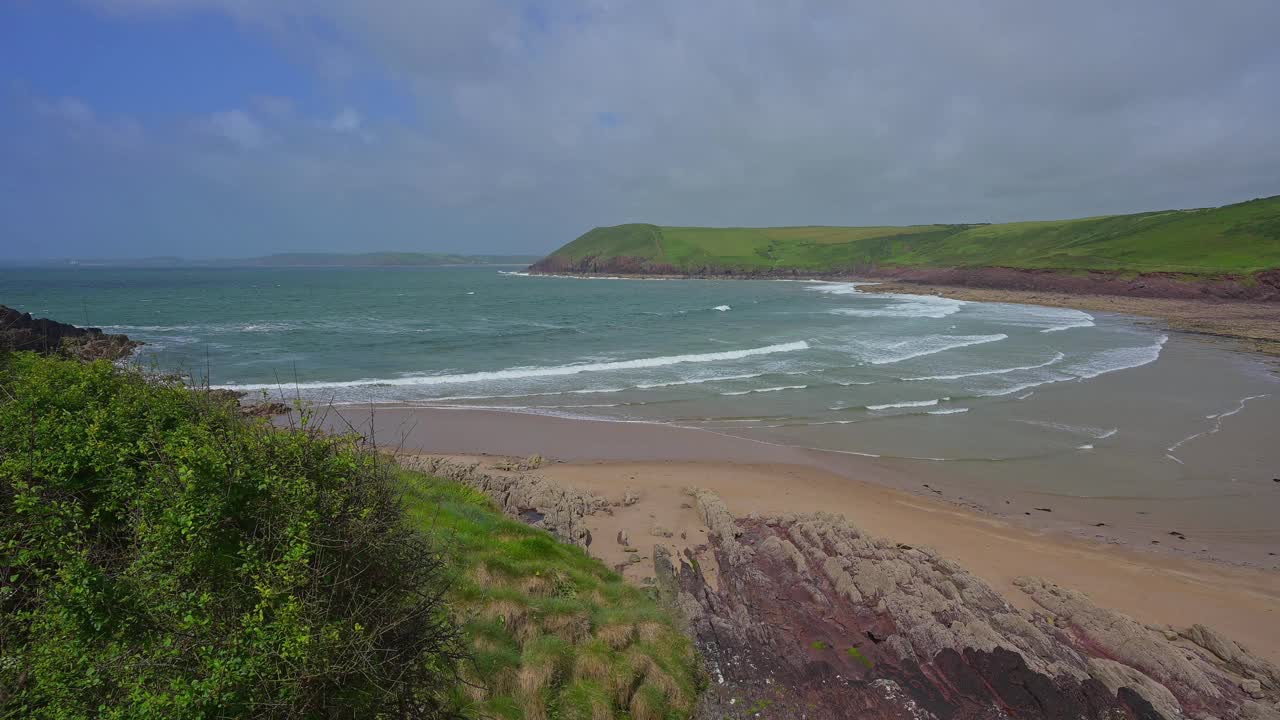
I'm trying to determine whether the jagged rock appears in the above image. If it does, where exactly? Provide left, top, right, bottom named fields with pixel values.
left=622, top=488, right=640, bottom=506
left=1, top=305, right=141, bottom=361
left=666, top=491, right=1277, bottom=719
left=616, top=529, right=630, bottom=546
left=1184, top=625, right=1280, bottom=690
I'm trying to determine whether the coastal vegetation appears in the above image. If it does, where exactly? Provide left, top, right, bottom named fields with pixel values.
left=533, top=194, right=1280, bottom=278
left=0, top=350, right=698, bottom=719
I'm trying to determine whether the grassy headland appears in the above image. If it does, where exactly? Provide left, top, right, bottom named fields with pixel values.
left=532, top=194, right=1280, bottom=283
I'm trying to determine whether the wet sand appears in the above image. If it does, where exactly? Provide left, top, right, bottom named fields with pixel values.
left=313, top=404, right=1280, bottom=660
left=425, top=454, right=1280, bottom=663
left=323, top=403, right=1280, bottom=570
left=867, top=281, right=1280, bottom=358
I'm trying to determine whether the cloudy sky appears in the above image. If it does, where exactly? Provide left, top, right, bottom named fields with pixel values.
left=2, top=1, right=1279, bottom=259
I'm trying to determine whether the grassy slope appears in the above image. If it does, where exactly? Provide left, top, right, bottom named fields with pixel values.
left=542, top=195, right=1280, bottom=276
left=401, top=471, right=700, bottom=720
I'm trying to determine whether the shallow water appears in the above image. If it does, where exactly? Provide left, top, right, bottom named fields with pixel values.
left=4, top=266, right=1277, bottom=506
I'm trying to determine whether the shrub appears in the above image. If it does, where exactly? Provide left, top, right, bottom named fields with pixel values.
left=0, top=353, right=463, bottom=719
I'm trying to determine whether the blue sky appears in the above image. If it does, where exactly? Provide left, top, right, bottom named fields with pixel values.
left=2, top=0, right=1279, bottom=259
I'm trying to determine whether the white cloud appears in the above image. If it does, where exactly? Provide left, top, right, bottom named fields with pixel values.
left=202, top=109, right=265, bottom=149
left=330, top=107, right=362, bottom=133
left=14, top=0, right=1280, bottom=258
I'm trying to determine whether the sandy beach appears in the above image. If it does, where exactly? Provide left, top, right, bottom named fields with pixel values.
left=310, top=403, right=1280, bottom=662
left=863, top=281, right=1280, bottom=358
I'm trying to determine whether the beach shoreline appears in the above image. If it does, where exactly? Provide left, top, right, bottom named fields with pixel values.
left=315, top=402, right=1279, bottom=571
left=381, top=441, right=1280, bottom=662
left=519, top=269, right=1280, bottom=358
left=298, top=401, right=1280, bottom=662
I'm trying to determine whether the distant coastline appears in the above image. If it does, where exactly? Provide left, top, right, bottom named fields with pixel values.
left=4, top=252, right=540, bottom=269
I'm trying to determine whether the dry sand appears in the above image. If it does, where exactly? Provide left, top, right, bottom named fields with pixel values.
left=447, top=453, right=1280, bottom=663
left=316, top=405, right=1280, bottom=660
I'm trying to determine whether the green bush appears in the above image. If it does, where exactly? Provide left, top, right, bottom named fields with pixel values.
left=0, top=353, right=463, bottom=719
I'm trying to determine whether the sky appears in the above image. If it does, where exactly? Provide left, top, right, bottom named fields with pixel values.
left=2, top=1, right=1279, bottom=259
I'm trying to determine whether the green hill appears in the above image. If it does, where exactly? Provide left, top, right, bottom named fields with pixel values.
left=533, top=195, right=1280, bottom=277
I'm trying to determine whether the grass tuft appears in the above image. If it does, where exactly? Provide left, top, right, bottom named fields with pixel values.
left=400, top=469, right=701, bottom=718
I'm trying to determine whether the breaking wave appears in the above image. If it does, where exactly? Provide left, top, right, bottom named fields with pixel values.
left=852, top=334, right=1009, bottom=365
left=902, top=352, right=1066, bottom=381
left=721, top=385, right=809, bottom=396
left=867, top=399, right=940, bottom=410
left=215, top=340, right=810, bottom=391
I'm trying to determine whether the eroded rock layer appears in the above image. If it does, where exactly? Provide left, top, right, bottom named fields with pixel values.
left=665, top=491, right=1279, bottom=719
left=404, top=458, right=1280, bottom=720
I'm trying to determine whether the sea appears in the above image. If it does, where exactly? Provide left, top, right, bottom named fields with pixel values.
left=4, top=266, right=1278, bottom=507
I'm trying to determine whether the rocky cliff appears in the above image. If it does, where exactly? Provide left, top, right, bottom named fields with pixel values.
left=1, top=305, right=141, bottom=361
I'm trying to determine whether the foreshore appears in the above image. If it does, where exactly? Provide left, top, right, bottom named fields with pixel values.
left=311, top=403, right=1280, bottom=662
left=868, top=281, right=1280, bottom=359
left=522, top=270, right=1280, bottom=358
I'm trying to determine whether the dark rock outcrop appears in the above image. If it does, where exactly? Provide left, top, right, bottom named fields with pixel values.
left=661, top=489, right=1280, bottom=719
left=1, top=305, right=141, bottom=360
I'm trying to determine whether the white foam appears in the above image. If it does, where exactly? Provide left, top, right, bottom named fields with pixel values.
left=1167, top=393, right=1271, bottom=456
left=852, top=334, right=1009, bottom=365
left=214, top=340, right=810, bottom=391
left=1077, top=444, right=1094, bottom=450
left=902, top=352, right=1065, bottom=381
left=980, top=380, right=1058, bottom=398
left=1041, top=318, right=1095, bottom=333
left=635, top=373, right=765, bottom=389
left=713, top=305, right=731, bottom=312
left=1018, top=420, right=1120, bottom=438
left=1066, top=335, right=1168, bottom=379
left=827, top=293, right=964, bottom=319
left=927, top=408, right=970, bottom=415
left=721, top=385, right=808, bottom=396
left=804, top=281, right=878, bottom=295
left=101, top=324, right=196, bottom=332
left=962, top=303, right=1095, bottom=333
left=971, top=334, right=1167, bottom=398
left=867, top=399, right=939, bottom=410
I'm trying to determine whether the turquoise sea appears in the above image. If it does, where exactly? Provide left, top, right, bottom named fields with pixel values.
left=4, top=266, right=1278, bottom=503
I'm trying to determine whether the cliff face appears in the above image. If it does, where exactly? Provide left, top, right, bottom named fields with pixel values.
left=0, top=305, right=141, bottom=361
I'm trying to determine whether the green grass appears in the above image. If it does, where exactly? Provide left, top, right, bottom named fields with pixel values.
left=0, top=350, right=701, bottom=719
left=538, top=194, right=1280, bottom=276
left=400, top=472, right=702, bottom=720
